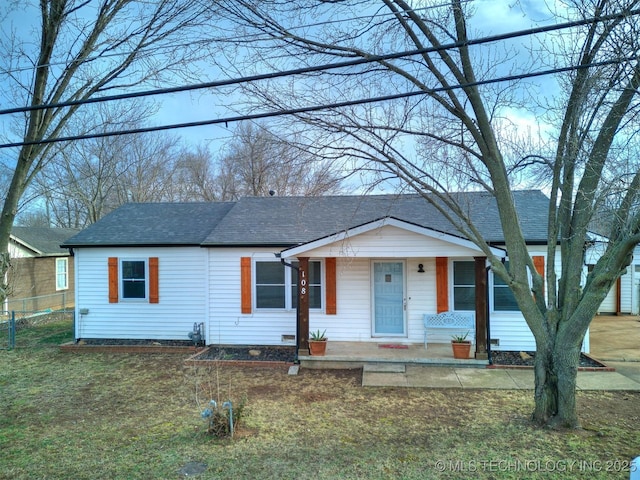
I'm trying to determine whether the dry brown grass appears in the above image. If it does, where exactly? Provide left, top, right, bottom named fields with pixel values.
left=1, top=320, right=639, bottom=479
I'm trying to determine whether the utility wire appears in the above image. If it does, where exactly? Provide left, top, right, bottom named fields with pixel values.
left=0, top=56, right=632, bottom=149
left=1, top=2, right=469, bottom=76
left=1, top=7, right=638, bottom=117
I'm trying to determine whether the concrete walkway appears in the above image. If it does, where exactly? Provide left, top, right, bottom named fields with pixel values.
left=362, top=363, right=640, bottom=390
left=362, top=315, right=640, bottom=390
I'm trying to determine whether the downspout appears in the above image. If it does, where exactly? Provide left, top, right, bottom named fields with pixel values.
left=486, top=265, right=492, bottom=365
left=275, top=253, right=300, bottom=364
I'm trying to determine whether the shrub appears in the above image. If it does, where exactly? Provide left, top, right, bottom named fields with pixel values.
left=201, top=397, right=246, bottom=438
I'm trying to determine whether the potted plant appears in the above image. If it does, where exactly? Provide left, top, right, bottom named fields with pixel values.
left=451, top=331, right=471, bottom=359
left=309, top=329, right=328, bottom=356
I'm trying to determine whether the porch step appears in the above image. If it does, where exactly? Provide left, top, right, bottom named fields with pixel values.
left=363, top=363, right=406, bottom=373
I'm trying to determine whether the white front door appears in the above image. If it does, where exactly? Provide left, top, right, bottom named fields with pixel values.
left=372, top=261, right=406, bottom=336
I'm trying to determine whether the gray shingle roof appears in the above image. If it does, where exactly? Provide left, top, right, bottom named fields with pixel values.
left=63, top=203, right=235, bottom=247
left=202, top=190, right=550, bottom=246
left=11, top=227, right=80, bottom=256
left=62, top=191, right=550, bottom=248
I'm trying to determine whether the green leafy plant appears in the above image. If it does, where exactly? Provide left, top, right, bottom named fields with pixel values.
left=451, top=331, right=470, bottom=343
left=310, top=329, right=327, bottom=341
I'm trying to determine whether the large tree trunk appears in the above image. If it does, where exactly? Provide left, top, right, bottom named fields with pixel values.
left=532, top=329, right=583, bottom=428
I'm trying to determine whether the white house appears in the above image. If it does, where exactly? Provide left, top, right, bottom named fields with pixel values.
left=63, top=191, right=578, bottom=357
left=585, top=236, right=640, bottom=315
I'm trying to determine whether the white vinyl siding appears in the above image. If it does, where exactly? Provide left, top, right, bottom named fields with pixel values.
left=206, top=238, right=552, bottom=351
left=74, top=247, right=208, bottom=340
left=209, top=249, right=296, bottom=345
left=300, top=225, right=484, bottom=258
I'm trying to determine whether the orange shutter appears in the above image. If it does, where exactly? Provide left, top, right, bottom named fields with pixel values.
left=149, top=257, right=159, bottom=304
left=325, top=257, right=337, bottom=315
left=436, top=257, right=449, bottom=313
left=108, top=257, right=118, bottom=303
left=533, top=256, right=545, bottom=297
left=240, top=257, right=252, bottom=314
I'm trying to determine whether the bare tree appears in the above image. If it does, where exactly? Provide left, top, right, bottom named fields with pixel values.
left=36, top=124, right=182, bottom=228
left=212, top=0, right=640, bottom=428
left=214, top=122, right=346, bottom=199
left=0, top=0, right=214, bottom=300
left=171, top=145, right=220, bottom=202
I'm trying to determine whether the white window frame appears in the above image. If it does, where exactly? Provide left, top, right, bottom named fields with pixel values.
left=490, top=260, right=525, bottom=313
left=120, top=258, right=148, bottom=301
left=451, top=259, right=475, bottom=312
left=55, top=257, right=68, bottom=291
left=450, top=258, right=527, bottom=313
left=254, top=259, right=323, bottom=311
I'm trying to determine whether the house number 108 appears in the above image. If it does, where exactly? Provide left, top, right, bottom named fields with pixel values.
left=300, top=271, right=307, bottom=296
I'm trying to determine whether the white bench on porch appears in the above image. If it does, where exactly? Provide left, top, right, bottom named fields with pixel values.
left=423, top=311, right=475, bottom=349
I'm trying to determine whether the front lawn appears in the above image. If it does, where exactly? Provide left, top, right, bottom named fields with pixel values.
left=0, top=319, right=638, bottom=479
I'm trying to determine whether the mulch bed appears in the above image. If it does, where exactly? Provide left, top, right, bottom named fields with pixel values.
left=68, top=340, right=610, bottom=370
left=74, top=340, right=297, bottom=362
left=79, top=339, right=196, bottom=347
left=190, top=345, right=297, bottom=363
left=490, top=351, right=610, bottom=370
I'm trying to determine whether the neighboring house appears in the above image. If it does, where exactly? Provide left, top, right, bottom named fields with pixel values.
left=63, top=191, right=584, bottom=356
left=585, top=236, right=640, bottom=315
left=6, top=227, right=79, bottom=312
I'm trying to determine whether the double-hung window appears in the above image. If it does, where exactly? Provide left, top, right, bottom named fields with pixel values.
left=255, top=261, right=286, bottom=308
left=452, top=260, right=475, bottom=310
left=55, top=258, right=68, bottom=290
left=121, top=260, right=146, bottom=300
left=493, top=261, right=519, bottom=311
left=255, top=260, right=322, bottom=310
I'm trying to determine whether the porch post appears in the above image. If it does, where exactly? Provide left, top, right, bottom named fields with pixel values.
left=298, top=257, right=310, bottom=353
left=474, top=257, right=488, bottom=360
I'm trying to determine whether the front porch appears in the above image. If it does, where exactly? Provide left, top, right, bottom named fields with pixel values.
left=298, top=341, right=489, bottom=369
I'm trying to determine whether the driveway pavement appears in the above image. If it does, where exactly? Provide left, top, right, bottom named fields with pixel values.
left=589, top=314, right=640, bottom=362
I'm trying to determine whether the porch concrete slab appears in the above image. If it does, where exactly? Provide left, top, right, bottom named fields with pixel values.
left=453, top=368, right=522, bottom=389
left=404, top=366, right=462, bottom=388
left=363, top=363, right=406, bottom=373
left=576, top=371, right=640, bottom=391
left=362, top=371, right=408, bottom=387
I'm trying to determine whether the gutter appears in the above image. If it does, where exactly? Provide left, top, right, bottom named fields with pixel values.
left=486, top=264, right=493, bottom=365
left=275, top=253, right=300, bottom=364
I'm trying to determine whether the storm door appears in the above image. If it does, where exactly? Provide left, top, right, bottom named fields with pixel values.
left=372, top=261, right=406, bottom=336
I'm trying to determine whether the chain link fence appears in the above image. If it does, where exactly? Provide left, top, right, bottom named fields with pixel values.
left=1, top=308, right=74, bottom=350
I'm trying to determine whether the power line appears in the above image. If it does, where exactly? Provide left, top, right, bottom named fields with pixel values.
left=1, top=7, right=638, bottom=117
left=0, top=55, right=632, bottom=150
left=0, top=2, right=471, bottom=76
